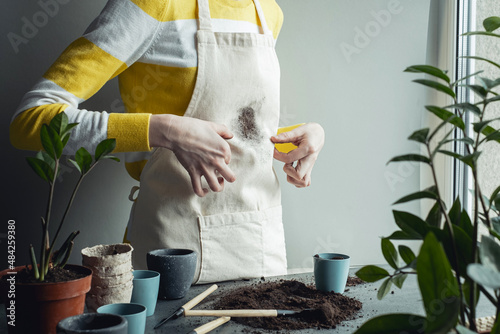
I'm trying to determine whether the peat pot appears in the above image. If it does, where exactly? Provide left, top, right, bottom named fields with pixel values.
left=0, top=264, right=92, bottom=334
left=81, top=244, right=133, bottom=312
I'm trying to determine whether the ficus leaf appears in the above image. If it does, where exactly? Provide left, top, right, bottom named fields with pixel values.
left=381, top=238, right=398, bottom=269
left=404, top=65, right=450, bottom=83
left=413, top=79, right=455, bottom=98
left=355, top=265, right=390, bottom=283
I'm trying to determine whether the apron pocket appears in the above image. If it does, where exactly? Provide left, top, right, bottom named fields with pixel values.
left=196, top=205, right=286, bottom=284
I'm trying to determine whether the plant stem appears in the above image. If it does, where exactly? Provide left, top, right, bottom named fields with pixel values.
left=47, top=161, right=98, bottom=267
left=426, top=142, right=466, bottom=325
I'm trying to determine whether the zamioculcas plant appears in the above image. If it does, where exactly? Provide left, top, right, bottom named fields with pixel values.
left=26, top=111, right=119, bottom=282
left=354, top=16, right=500, bottom=334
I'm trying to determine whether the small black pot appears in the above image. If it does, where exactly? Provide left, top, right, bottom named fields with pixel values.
left=56, top=313, right=128, bottom=334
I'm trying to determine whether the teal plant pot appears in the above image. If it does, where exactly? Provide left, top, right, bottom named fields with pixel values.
left=97, top=303, right=146, bottom=334
left=313, top=253, right=350, bottom=293
left=131, top=270, right=160, bottom=316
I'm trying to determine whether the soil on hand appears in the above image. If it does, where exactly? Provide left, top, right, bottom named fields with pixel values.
left=212, top=278, right=363, bottom=331
left=11, top=266, right=87, bottom=284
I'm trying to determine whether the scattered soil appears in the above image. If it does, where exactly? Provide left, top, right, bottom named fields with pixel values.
left=3, top=266, right=87, bottom=284
left=211, top=277, right=363, bottom=332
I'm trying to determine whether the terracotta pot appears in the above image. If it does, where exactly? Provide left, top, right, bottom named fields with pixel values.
left=0, top=264, right=92, bottom=334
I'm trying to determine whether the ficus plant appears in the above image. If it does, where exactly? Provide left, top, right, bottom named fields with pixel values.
left=26, top=111, right=119, bottom=282
left=354, top=16, right=500, bottom=334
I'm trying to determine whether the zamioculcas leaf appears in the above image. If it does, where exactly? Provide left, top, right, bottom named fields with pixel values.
left=95, top=138, right=116, bottom=161
left=445, top=102, right=481, bottom=116
left=75, top=147, right=93, bottom=174
left=448, top=197, right=461, bottom=226
left=26, top=157, right=53, bottom=182
left=467, top=264, right=500, bottom=289
left=377, top=277, right=392, bottom=300
left=391, top=273, right=407, bottom=289
left=100, top=155, right=121, bottom=162
left=413, top=79, right=456, bottom=98
left=462, top=84, right=488, bottom=98
left=393, top=210, right=429, bottom=239
left=355, top=265, right=390, bottom=282
left=354, top=313, right=427, bottom=334
left=393, top=186, right=439, bottom=205
left=417, top=233, right=460, bottom=333
left=387, top=154, right=430, bottom=165
left=407, top=128, right=429, bottom=144
left=41, top=124, right=63, bottom=159
left=386, top=230, right=421, bottom=240
left=425, top=106, right=465, bottom=130
left=451, top=69, right=484, bottom=86
left=425, top=202, right=442, bottom=227
left=480, top=235, right=500, bottom=272
left=404, top=65, right=450, bottom=83
left=462, top=31, right=500, bottom=38
left=381, top=238, right=398, bottom=269
left=49, top=112, right=68, bottom=135
left=459, top=209, right=474, bottom=237
left=462, top=55, right=500, bottom=71
left=398, top=245, right=416, bottom=265
left=483, top=16, right=500, bottom=32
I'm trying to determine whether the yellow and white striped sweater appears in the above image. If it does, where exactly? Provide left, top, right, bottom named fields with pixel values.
left=10, top=0, right=283, bottom=180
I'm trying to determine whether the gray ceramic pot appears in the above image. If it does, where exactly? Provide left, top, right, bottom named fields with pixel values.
left=146, top=249, right=197, bottom=300
left=56, top=313, right=127, bottom=334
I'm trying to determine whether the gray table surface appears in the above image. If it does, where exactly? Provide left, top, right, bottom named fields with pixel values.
left=1, top=267, right=496, bottom=333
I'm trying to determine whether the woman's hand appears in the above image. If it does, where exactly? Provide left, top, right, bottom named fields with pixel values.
left=149, top=114, right=236, bottom=197
left=271, top=123, right=325, bottom=188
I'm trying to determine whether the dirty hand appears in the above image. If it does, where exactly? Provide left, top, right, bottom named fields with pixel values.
left=270, top=123, right=325, bottom=188
left=149, top=114, right=236, bottom=197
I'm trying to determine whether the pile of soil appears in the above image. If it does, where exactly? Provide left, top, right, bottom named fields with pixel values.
left=212, top=277, right=363, bottom=331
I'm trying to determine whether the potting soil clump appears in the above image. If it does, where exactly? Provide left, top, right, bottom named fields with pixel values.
left=213, top=278, right=363, bottom=331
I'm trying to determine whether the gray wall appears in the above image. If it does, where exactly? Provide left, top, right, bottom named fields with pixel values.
left=2, top=0, right=433, bottom=271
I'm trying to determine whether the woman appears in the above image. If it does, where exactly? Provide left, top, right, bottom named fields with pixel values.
left=10, top=0, right=324, bottom=283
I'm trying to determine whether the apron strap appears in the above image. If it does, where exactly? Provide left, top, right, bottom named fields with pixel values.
left=197, top=0, right=273, bottom=36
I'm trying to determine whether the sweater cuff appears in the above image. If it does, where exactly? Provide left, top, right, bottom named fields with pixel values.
left=108, top=113, right=151, bottom=152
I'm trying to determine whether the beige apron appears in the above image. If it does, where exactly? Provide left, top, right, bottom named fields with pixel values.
left=127, top=0, right=287, bottom=284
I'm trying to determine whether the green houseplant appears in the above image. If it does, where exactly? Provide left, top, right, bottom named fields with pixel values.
left=1, top=111, right=119, bottom=334
left=354, top=16, right=500, bottom=334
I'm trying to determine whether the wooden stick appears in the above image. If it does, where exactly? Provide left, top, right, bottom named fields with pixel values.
left=183, top=284, right=218, bottom=311
left=188, top=317, right=231, bottom=334
left=184, top=309, right=279, bottom=317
